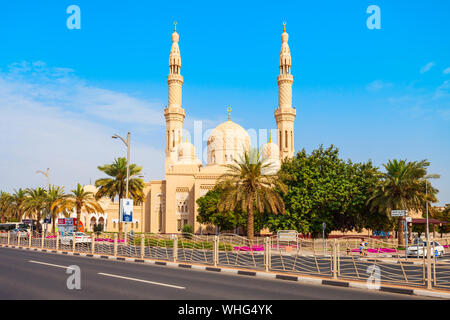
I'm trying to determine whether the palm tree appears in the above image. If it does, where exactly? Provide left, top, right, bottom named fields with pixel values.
left=95, top=157, right=145, bottom=233
left=0, top=191, right=13, bottom=223
left=52, top=183, right=104, bottom=232
left=9, top=189, right=27, bottom=222
left=368, top=159, right=439, bottom=246
left=216, top=149, right=287, bottom=240
left=46, top=186, right=68, bottom=233
left=23, top=188, right=48, bottom=233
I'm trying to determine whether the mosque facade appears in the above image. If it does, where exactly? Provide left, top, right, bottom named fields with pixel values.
left=84, top=24, right=296, bottom=234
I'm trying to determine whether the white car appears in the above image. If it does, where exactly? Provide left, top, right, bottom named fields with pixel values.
left=60, top=232, right=92, bottom=245
left=406, top=239, right=445, bottom=258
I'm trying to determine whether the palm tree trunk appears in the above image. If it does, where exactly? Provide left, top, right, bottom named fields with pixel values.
left=398, top=217, right=405, bottom=246
left=118, top=206, right=123, bottom=235
left=247, top=195, right=255, bottom=240
left=118, top=192, right=123, bottom=235
left=52, top=213, right=56, bottom=233
left=76, top=207, right=81, bottom=232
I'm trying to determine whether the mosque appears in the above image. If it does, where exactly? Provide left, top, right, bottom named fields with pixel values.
left=83, top=23, right=297, bottom=234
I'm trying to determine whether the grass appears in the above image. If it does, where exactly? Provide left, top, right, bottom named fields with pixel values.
left=129, top=237, right=234, bottom=251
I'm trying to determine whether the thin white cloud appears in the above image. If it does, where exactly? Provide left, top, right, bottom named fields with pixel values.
left=420, top=61, right=435, bottom=74
left=0, top=62, right=166, bottom=192
left=366, top=80, right=393, bottom=92
left=443, top=67, right=450, bottom=75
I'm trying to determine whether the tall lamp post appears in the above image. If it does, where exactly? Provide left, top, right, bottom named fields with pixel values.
left=36, top=168, right=50, bottom=190
left=425, top=178, right=432, bottom=289
left=112, top=132, right=130, bottom=238
left=36, top=168, right=50, bottom=235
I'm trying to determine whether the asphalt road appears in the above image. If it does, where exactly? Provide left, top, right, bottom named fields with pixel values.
left=0, top=247, right=432, bottom=300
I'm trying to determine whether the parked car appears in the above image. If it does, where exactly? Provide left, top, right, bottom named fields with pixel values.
left=60, top=232, right=92, bottom=245
left=406, top=239, right=445, bottom=258
left=10, top=228, right=29, bottom=237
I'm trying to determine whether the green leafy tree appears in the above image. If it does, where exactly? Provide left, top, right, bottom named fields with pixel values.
left=52, top=183, right=104, bottom=232
left=196, top=187, right=266, bottom=234
left=216, top=149, right=287, bottom=240
left=431, top=206, right=450, bottom=237
left=95, top=157, right=145, bottom=233
left=367, top=159, right=439, bottom=245
left=266, top=145, right=381, bottom=238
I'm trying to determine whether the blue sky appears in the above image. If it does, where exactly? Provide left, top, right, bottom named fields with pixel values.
left=0, top=1, right=449, bottom=205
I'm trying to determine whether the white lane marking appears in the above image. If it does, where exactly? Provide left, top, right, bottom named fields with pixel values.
left=29, top=260, right=74, bottom=269
left=98, top=272, right=185, bottom=290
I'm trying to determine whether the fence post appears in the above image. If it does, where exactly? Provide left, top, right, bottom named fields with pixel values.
left=333, top=239, right=337, bottom=279
left=18, top=233, right=21, bottom=247
left=140, top=234, right=145, bottom=259
left=7, top=231, right=10, bottom=245
left=427, top=238, right=432, bottom=289
left=91, top=234, right=95, bottom=254
left=213, top=235, right=218, bottom=267
left=433, top=240, right=437, bottom=287
left=72, top=233, right=76, bottom=252
left=173, top=235, right=178, bottom=262
left=41, top=232, right=44, bottom=248
left=337, top=241, right=340, bottom=276
left=56, top=233, right=59, bottom=251
left=114, top=233, right=118, bottom=256
left=264, top=237, right=270, bottom=272
left=29, top=230, right=32, bottom=247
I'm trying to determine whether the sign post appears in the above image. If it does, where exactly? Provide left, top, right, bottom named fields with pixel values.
left=120, top=198, right=133, bottom=245
left=391, top=210, right=407, bottom=217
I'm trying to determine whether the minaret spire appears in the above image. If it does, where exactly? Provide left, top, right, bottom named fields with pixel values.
left=275, top=22, right=296, bottom=159
left=164, top=22, right=185, bottom=161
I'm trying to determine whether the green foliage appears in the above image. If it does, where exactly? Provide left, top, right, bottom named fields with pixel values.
left=266, top=145, right=383, bottom=237
left=431, top=206, right=450, bottom=236
left=95, top=157, right=145, bottom=234
left=181, top=224, right=193, bottom=234
left=368, top=158, right=439, bottom=245
left=215, top=149, right=287, bottom=239
left=196, top=187, right=266, bottom=234
left=93, top=223, right=104, bottom=235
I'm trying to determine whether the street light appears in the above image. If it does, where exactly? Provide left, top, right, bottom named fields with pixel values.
left=425, top=178, right=432, bottom=289
left=36, top=168, right=50, bottom=190
left=112, top=132, right=130, bottom=238
left=36, top=168, right=50, bottom=235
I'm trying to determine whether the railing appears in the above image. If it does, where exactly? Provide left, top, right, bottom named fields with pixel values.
left=1, top=231, right=449, bottom=291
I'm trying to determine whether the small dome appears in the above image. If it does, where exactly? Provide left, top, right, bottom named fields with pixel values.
left=261, top=142, right=281, bottom=175
left=262, top=141, right=279, bottom=160
left=83, top=185, right=98, bottom=194
left=207, top=120, right=250, bottom=165
left=176, top=141, right=201, bottom=165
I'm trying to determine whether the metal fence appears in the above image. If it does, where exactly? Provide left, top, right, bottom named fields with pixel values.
left=1, top=230, right=449, bottom=291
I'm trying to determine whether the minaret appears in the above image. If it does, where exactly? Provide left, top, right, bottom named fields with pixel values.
left=275, top=22, right=296, bottom=159
left=164, top=22, right=185, bottom=159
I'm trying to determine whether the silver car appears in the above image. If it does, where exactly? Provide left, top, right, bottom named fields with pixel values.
left=406, top=239, right=445, bottom=258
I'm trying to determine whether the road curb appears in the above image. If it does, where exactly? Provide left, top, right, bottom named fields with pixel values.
left=1, top=243, right=450, bottom=299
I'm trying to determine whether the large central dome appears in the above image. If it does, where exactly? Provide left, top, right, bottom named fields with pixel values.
left=207, top=120, right=250, bottom=165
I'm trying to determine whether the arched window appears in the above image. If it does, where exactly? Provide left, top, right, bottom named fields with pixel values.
left=279, top=131, right=282, bottom=151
